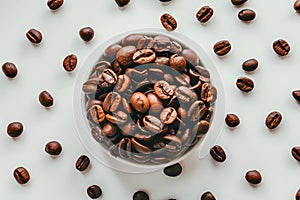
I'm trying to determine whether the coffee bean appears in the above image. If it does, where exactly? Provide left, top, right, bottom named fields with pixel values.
left=2, top=62, right=18, bottom=78
left=98, top=69, right=118, bottom=88
left=39, top=90, right=54, bottom=107
left=122, top=34, right=144, bottom=46
left=154, top=80, right=174, bottom=100
left=273, top=39, right=290, bottom=56
left=194, top=120, right=210, bottom=136
left=104, top=44, right=122, bottom=59
left=115, top=0, right=130, bottom=7
left=175, top=86, right=197, bottom=103
left=79, top=27, right=95, bottom=42
left=292, top=90, right=300, bottom=101
left=13, top=167, right=30, bottom=184
left=238, top=9, right=256, bottom=21
left=88, top=105, right=106, bottom=123
left=26, top=28, right=42, bottom=44
left=236, top=77, right=254, bottom=92
left=153, top=35, right=172, bottom=52
left=294, top=0, right=300, bottom=12
left=201, top=83, right=215, bottom=103
left=159, top=0, right=172, bottom=2
left=182, top=49, right=199, bottom=66
left=245, top=170, right=262, bottom=184
left=242, top=58, right=258, bottom=72
left=160, top=13, right=177, bottom=31
left=130, top=92, right=150, bottom=113
left=187, top=100, right=206, bottom=121
left=45, top=141, right=62, bottom=155
left=196, top=6, right=214, bottom=23
left=213, top=40, right=231, bottom=56
left=201, top=191, right=216, bottom=200
left=143, top=115, right=163, bottom=133
left=7, top=122, right=24, bottom=138
left=291, top=146, right=300, bottom=161
left=116, top=46, right=136, bottom=66
left=47, top=0, right=63, bottom=10
left=163, top=163, right=182, bottom=177
left=133, top=49, right=156, bottom=64
left=231, top=0, right=248, bottom=6
left=210, top=145, right=226, bottom=162
left=160, top=107, right=177, bottom=124
left=106, top=110, right=128, bottom=124
left=75, top=155, right=90, bottom=171
left=103, top=92, right=121, bottom=112
left=87, top=185, right=102, bottom=199
left=170, top=54, right=186, bottom=72
left=131, top=138, right=151, bottom=154
left=296, top=189, right=300, bottom=200
left=265, top=111, right=282, bottom=129
left=133, top=190, right=150, bottom=200
left=225, top=114, right=240, bottom=127
left=63, top=54, right=77, bottom=72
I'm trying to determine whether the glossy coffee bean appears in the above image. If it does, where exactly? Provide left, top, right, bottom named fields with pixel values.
left=116, top=45, right=136, bottom=66
left=98, top=69, right=118, bottom=88
left=175, top=86, right=197, bottom=103
left=210, top=145, right=226, bottom=162
left=79, top=27, right=94, bottom=42
left=273, top=39, right=290, bottom=56
left=238, top=9, right=256, bottom=21
left=115, top=0, right=130, bottom=7
left=236, top=77, right=254, bottom=92
left=196, top=6, right=214, bottom=23
left=7, top=122, right=24, bottom=137
left=87, top=185, right=102, bottom=199
left=201, top=191, right=216, bottom=200
left=13, top=167, right=30, bottom=184
left=133, top=190, right=150, bottom=200
left=122, top=34, right=144, bottom=46
left=104, top=44, right=122, bottom=58
left=63, top=54, right=77, bottom=72
left=201, top=83, right=215, bottom=103
left=242, top=58, right=258, bottom=72
left=88, top=105, right=105, bottom=123
left=213, top=40, right=231, bottom=56
left=163, top=163, right=182, bottom=177
left=292, top=90, right=300, bottom=101
left=39, top=90, right=54, bottom=107
left=115, top=74, right=130, bottom=93
left=182, top=49, right=198, bottom=66
left=231, top=0, right=248, bottom=6
left=143, top=115, right=163, bottom=133
left=154, top=80, right=174, bottom=100
left=133, top=49, right=156, bottom=64
left=130, top=92, right=150, bottom=113
left=153, top=35, right=172, bottom=52
left=160, top=13, right=177, bottom=31
left=225, top=114, right=240, bottom=127
left=294, top=0, right=300, bottom=12
left=160, top=107, right=177, bottom=124
left=265, top=111, right=282, bottom=129
left=2, top=62, right=18, bottom=78
left=26, top=28, right=42, bottom=44
left=291, top=146, right=300, bottom=161
left=245, top=170, right=262, bottom=184
left=106, top=110, right=128, bottom=124
left=47, top=0, right=63, bottom=10
left=187, top=100, right=206, bottom=121
left=170, top=54, right=186, bottom=72
left=45, top=141, right=62, bottom=155
left=147, top=93, right=163, bottom=113
left=103, top=92, right=121, bottom=112
left=296, top=189, right=300, bottom=200
left=75, top=155, right=90, bottom=171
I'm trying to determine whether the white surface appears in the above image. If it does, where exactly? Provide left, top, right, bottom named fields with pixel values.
left=0, top=0, right=300, bottom=199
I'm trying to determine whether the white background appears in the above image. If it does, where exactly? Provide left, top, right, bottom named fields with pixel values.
left=1, top=0, right=300, bottom=199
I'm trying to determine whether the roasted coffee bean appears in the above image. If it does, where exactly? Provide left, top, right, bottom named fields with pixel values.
left=117, top=138, right=132, bottom=158
left=115, top=0, right=130, bottom=7
left=265, top=111, right=282, bottom=129
left=296, top=189, right=300, bottom=200
left=91, top=126, right=104, bottom=143
left=116, top=45, right=136, bottom=66
left=225, top=114, right=240, bottom=127
left=87, top=185, right=102, bottom=199
left=201, top=191, right=216, bottom=200
left=103, top=92, right=121, bottom=112
left=196, top=6, right=214, bottom=23
left=125, top=68, right=148, bottom=82
left=292, top=90, right=300, bottom=102
left=273, top=39, right=290, bottom=56
left=245, top=170, right=262, bottom=184
left=210, top=145, right=226, bottom=162
left=175, top=86, right=197, bottom=103
left=143, top=115, right=163, bottom=133
left=45, top=141, right=62, bottom=156
left=171, top=41, right=183, bottom=54
left=47, top=0, right=64, bottom=10
left=182, top=49, right=199, bottom=66
left=154, top=80, right=174, bottom=100
left=106, top=110, right=128, bottom=124
left=2, top=62, right=18, bottom=78
left=115, top=74, right=130, bottom=93
left=238, top=9, right=256, bottom=21
left=75, top=155, right=90, bottom=171
left=39, top=90, right=54, bottom=107
left=133, top=49, right=156, bottom=64
left=131, top=138, right=151, bottom=154
left=7, top=122, right=24, bottom=138
left=159, top=0, right=172, bottom=2
left=201, top=83, right=215, bottom=103
left=236, top=77, right=254, bottom=92
left=13, top=167, right=30, bottom=184
left=153, top=35, right=172, bottom=52
left=136, top=36, right=154, bottom=49
left=133, top=190, right=149, bottom=200
left=122, top=34, right=144, bottom=46
left=187, top=100, right=206, bottom=121
left=147, top=93, right=163, bottom=113
left=291, top=146, right=300, bottom=161
left=213, top=40, right=231, bottom=56
left=63, top=54, right=77, bottom=72
left=194, top=120, right=210, bottom=136
left=163, top=163, right=182, bottom=177
left=98, top=68, right=118, bottom=88
left=231, top=0, right=248, bottom=6
left=170, top=54, right=186, bottom=72
left=160, top=107, right=177, bottom=124
left=160, top=13, right=177, bottom=31
left=130, top=92, right=150, bottom=113
left=242, top=58, right=258, bottom=72
left=163, top=135, right=182, bottom=152
left=104, top=44, right=122, bottom=58
left=26, top=28, right=42, bottom=44
left=82, top=79, right=99, bottom=94
left=79, top=27, right=94, bottom=42
left=102, top=122, right=118, bottom=137
left=294, top=0, right=300, bottom=12
left=190, top=65, right=210, bottom=83
left=88, top=105, right=105, bottom=123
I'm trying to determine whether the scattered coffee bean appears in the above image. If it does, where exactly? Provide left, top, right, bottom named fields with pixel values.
left=13, top=167, right=30, bottom=184
left=76, top=155, right=90, bottom=171
left=163, top=163, right=182, bottom=177
left=45, top=141, right=62, bottom=156
left=245, top=170, right=262, bottom=184
left=225, top=114, right=240, bottom=127
left=47, top=0, right=64, bottom=10
left=242, top=58, right=258, bottom=72
left=231, top=0, right=248, bottom=6
left=79, top=27, right=95, bottom=42
left=294, top=0, right=300, bottom=12
left=238, top=9, right=256, bottom=21
left=201, top=191, right=216, bottom=200
left=160, top=13, right=177, bottom=31
left=236, top=77, right=254, bottom=92
left=39, top=90, right=54, bottom=107
left=296, top=189, right=300, bottom=200
left=210, top=145, right=226, bottom=162
left=7, top=122, right=24, bottom=138
left=26, top=28, right=42, bottom=44
left=292, top=90, right=300, bottom=102
left=291, top=146, right=300, bottom=161
left=273, top=39, right=290, bottom=56
left=87, top=185, right=102, bottom=199
left=213, top=40, right=231, bottom=56
left=115, top=0, right=130, bottom=7
left=196, top=6, right=214, bottom=23
left=133, top=191, right=150, bottom=200
left=159, top=0, right=172, bottom=2
left=2, top=62, right=18, bottom=78
left=265, top=111, right=282, bottom=129
left=63, top=54, right=78, bottom=72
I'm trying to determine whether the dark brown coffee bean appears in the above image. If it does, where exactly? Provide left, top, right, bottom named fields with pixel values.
left=236, top=77, right=254, bottom=92
left=88, top=105, right=105, bottom=123
left=154, top=80, right=174, bottom=100
left=133, top=49, right=156, bottom=64
left=104, top=44, right=122, bottom=58
left=106, top=110, right=128, bottom=124
left=175, top=86, right=197, bottom=103
left=39, top=90, right=54, bottom=107
left=201, top=191, right=216, bottom=200
left=75, top=155, right=90, bottom=171
left=133, top=190, right=149, bottom=200
left=213, top=40, right=231, bottom=56
left=115, top=74, right=130, bottom=93
left=13, top=167, right=30, bottom=184
left=210, top=145, right=226, bottom=162
left=115, top=0, right=130, bottom=7
left=131, top=138, right=151, bottom=154
left=163, top=163, right=182, bottom=177
left=294, top=0, right=300, bottom=12
left=153, top=35, right=172, bottom=52
left=45, top=141, right=62, bottom=155
left=292, top=90, right=300, bottom=102
left=194, top=120, right=210, bottom=135
left=63, top=54, right=77, bottom=72
left=7, top=122, right=24, bottom=138
left=265, top=111, right=282, bottom=129
left=245, top=170, right=262, bottom=184
left=196, top=6, right=214, bottom=23
left=291, top=146, right=300, bottom=161
left=147, top=93, right=163, bottom=113
left=231, top=0, right=248, bottom=6
left=130, top=92, right=150, bottom=113
left=182, top=49, right=199, bottom=66
left=170, top=54, right=186, bottom=72
left=163, top=135, right=182, bottom=152
left=273, top=39, right=290, bottom=56
left=82, top=79, right=99, bottom=94
left=47, top=0, right=64, bottom=10
left=159, top=0, right=172, bottom=2
left=87, top=185, right=102, bottom=199
left=91, top=126, right=104, bottom=143
left=187, top=100, right=206, bottom=121
left=160, top=13, right=177, bottom=31
left=143, top=115, right=163, bottom=133
left=26, top=28, right=42, bottom=44
left=116, top=45, right=136, bottom=66
left=98, top=68, right=118, bottom=88
left=242, top=58, right=258, bottom=72
left=2, top=62, right=18, bottom=78
left=201, top=83, right=215, bottom=103
left=79, top=27, right=94, bottom=42
left=102, top=122, right=118, bottom=138
left=225, top=114, right=240, bottom=127
left=103, top=92, right=121, bottom=112
left=160, top=107, right=177, bottom=124
left=122, top=34, right=144, bottom=46
left=238, top=9, right=256, bottom=21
